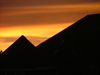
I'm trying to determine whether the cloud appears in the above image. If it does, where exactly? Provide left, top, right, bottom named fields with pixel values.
left=1, top=3, right=100, bottom=27
left=0, top=37, right=18, bottom=51
left=1, top=0, right=100, bottom=7
left=1, top=3, right=100, bottom=16
left=0, top=37, right=18, bottom=43
left=0, top=0, right=100, bottom=51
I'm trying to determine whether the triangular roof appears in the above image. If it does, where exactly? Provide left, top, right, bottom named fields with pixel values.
left=35, top=14, right=100, bottom=68
left=2, top=35, right=35, bottom=54
left=0, top=35, right=35, bottom=69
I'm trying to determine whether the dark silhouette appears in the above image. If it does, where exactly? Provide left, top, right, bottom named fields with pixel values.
left=0, top=14, right=100, bottom=75
left=35, top=14, right=100, bottom=74
left=0, top=35, right=35, bottom=69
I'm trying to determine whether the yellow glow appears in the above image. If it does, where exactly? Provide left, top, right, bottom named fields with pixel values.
left=0, top=42, right=13, bottom=51
left=0, top=23, right=73, bottom=37
left=0, top=23, right=73, bottom=51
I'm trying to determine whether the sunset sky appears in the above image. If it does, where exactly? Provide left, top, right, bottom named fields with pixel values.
left=0, top=0, right=100, bottom=51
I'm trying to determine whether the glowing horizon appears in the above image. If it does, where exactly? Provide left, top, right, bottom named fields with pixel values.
left=0, top=23, right=73, bottom=51
left=0, top=1, right=100, bottom=51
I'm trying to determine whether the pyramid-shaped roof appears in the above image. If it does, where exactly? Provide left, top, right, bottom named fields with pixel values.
left=35, top=14, right=100, bottom=68
left=2, top=35, right=35, bottom=54
left=0, top=35, right=35, bottom=69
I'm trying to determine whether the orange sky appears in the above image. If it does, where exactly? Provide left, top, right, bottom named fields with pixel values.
left=0, top=0, right=100, bottom=51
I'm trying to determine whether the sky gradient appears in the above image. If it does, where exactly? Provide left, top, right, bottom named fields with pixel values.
left=0, top=0, right=100, bottom=51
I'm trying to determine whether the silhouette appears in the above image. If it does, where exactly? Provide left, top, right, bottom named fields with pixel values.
left=35, top=14, right=100, bottom=74
left=0, top=35, right=35, bottom=69
left=0, top=14, right=100, bottom=75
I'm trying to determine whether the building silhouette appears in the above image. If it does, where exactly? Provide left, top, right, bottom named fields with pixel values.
left=0, top=14, right=100, bottom=75
left=35, top=14, right=100, bottom=74
left=0, top=35, right=35, bottom=69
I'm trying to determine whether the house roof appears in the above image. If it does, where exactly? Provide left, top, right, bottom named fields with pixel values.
left=0, top=35, right=36, bottom=69
left=35, top=14, right=100, bottom=68
left=0, top=14, right=100, bottom=69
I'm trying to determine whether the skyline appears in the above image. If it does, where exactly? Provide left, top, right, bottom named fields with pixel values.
left=0, top=0, right=100, bottom=51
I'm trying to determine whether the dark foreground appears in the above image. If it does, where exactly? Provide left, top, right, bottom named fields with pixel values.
left=0, top=68, right=100, bottom=75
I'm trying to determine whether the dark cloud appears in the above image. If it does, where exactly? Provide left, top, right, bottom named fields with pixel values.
left=1, top=10, right=100, bottom=27
left=0, top=37, right=18, bottom=43
left=0, top=0, right=100, bottom=28
left=0, top=12, right=83, bottom=27
left=1, top=0, right=100, bottom=7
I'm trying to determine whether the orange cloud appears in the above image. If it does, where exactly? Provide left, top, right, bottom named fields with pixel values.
left=1, top=2, right=100, bottom=16
left=1, top=2, right=100, bottom=28
left=0, top=2, right=100, bottom=51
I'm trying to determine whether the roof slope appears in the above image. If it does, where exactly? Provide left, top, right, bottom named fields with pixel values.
left=0, top=35, right=35, bottom=69
left=35, top=14, right=100, bottom=68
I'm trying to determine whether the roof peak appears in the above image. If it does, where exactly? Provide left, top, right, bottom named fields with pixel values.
left=19, top=35, right=27, bottom=39
left=20, top=35, right=25, bottom=37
